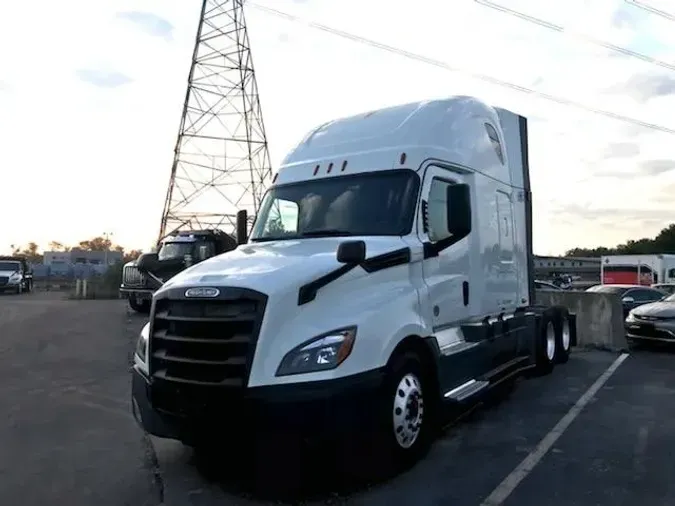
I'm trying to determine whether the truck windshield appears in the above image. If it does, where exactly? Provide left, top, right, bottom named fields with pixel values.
left=250, top=169, right=419, bottom=241
left=0, top=262, right=20, bottom=271
left=158, top=242, right=194, bottom=261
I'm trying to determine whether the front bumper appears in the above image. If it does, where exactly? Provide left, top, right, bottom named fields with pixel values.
left=625, top=319, right=675, bottom=342
left=131, top=365, right=385, bottom=443
left=120, top=286, right=154, bottom=298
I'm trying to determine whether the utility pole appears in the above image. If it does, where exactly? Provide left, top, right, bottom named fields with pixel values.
left=158, top=0, right=273, bottom=243
left=103, top=232, right=113, bottom=266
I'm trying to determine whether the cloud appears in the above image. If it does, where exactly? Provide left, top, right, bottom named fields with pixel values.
left=75, top=69, right=132, bottom=88
left=116, top=11, right=174, bottom=40
left=611, top=8, right=637, bottom=29
left=640, top=159, right=675, bottom=175
left=603, top=141, right=640, bottom=158
left=608, top=72, right=675, bottom=103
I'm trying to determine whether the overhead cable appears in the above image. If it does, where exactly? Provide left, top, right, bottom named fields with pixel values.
left=249, top=2, right=675, bottom=135
left=474, top=0, right=675, bottom=72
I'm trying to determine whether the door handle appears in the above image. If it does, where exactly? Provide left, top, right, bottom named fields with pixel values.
left=462, top=281, right=469, bottom=306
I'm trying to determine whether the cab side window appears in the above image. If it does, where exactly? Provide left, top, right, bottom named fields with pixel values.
left=427, top=178, right=452, bottom=242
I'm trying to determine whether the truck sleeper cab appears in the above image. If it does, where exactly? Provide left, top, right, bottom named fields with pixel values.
left=131, top=96, right=576, bottom=470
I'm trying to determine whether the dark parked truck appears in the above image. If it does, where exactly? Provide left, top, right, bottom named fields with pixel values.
left=120, top=229, right=237, bottom=313
left=0, top=256, right=33, bottom=294
left=131, top=96, right=578, bottom=471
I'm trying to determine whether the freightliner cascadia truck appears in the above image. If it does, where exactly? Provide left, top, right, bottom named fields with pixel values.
left=131, top=96, right=577, bottom=470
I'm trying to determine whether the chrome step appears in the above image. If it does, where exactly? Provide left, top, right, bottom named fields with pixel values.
left=443, top=379, right=489, bottom=402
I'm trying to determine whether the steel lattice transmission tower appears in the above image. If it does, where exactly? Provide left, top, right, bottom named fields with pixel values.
left=158, top=0, right=273, bottom=241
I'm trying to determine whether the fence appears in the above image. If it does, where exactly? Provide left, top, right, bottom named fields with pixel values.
left=31, top=263, right=123, bottom=298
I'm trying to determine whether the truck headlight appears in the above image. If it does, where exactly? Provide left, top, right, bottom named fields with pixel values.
left=276, top=327, right=356, bottom=376
left=134, top=322, right=150, bottom=373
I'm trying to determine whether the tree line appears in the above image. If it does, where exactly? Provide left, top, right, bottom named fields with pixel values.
left=565, top=223, right=675, bottom=258
left=10, top=236, right=142, bottom=264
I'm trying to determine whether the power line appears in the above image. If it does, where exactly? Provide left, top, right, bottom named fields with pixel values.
left=249, top=2, right=675, bottom=135
left=474, top=0, right=675, bottom=71
left=625, top=0, right=675, bottom=21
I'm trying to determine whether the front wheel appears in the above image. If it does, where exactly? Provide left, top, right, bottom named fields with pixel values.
left=372, top=351, right=435, bottom=472
left=128, top=295, right=151, bottom=314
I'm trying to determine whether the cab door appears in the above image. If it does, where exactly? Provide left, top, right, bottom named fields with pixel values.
left=417, top=165, right=473, bottom=333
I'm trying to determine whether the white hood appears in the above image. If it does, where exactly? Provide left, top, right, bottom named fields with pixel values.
left=0, top=270, right=19, bottom=277
left=160, top=236, right=408, bottom=295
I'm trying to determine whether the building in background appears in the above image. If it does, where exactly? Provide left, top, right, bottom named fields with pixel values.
left=43, top=249, right=123, bottom=267
left=534, top=256, right=601, bottom=285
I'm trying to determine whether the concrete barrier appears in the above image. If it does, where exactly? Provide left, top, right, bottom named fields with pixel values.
left=535, top=290, right=628, bottom=351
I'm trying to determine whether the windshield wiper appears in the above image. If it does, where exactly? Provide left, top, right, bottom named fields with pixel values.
left=300, top=229, right=354, bottom=237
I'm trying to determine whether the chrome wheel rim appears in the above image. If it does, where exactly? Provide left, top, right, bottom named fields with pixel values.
left=393, top=373, right=424, bottom=449
left=561, top=319, right=571, bottom=351
left=546, top=321, right=556, bottom=361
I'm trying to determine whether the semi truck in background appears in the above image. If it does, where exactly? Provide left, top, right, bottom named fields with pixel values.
left=0, top=256, right=33, bottom=294
left=119, top=229, right=237, bottom=313
left=601, top=254, right=675, bottom=286
left=130, top=96, right=577, bottom=471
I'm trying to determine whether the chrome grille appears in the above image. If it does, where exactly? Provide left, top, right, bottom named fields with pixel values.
left=123, top=265, right=145, bottom=287
left=148, top=288, right=267, bottom=404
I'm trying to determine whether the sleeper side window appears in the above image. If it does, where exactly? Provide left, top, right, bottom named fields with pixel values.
left=485, top=123, right=505, bottom=165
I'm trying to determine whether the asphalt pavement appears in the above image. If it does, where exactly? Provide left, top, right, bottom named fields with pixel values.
left=2, top=292, right=675, bottom=506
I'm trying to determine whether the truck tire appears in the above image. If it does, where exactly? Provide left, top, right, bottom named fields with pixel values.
left=533, top=313, right=557, bottom=375
left=129, top=296, right=151, bottom=314
left=372, top=350, right=434, bottom=473
left=554, top=312, right=571, bottom=364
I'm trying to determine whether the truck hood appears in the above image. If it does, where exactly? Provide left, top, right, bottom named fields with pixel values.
left=633, top=301, right=675, bottom=318
left=160, top=236, right=409, bottom=295
left=0, top=270, right=19, bottom=277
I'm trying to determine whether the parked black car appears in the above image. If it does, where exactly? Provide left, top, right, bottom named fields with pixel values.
left=652, top=283, right=675, bottom=295
left=586, top=284, right=667, bottom=318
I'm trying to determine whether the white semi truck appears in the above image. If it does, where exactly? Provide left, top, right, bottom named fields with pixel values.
left=131, top=96, right=576, bottom=470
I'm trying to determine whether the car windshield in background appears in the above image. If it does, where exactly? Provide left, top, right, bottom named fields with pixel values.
left=0, top=262, right=20, bottom=271
left=250, top=170, right=420, bottom=241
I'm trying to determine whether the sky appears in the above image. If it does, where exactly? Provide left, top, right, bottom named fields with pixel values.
left=1, top=0, right=674, bottom=255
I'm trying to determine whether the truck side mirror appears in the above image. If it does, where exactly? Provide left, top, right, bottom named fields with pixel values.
left=446, top=183, right=471, bottom=237
left=236, top=209, right=248, bottom=245
left=137, top=252, right=159, bottom=274
left=621, top=296, right=635, bottom=304
left=337, top=240, right=366, bottom=265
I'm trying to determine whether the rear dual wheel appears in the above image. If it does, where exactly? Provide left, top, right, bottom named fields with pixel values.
left=534, top=309, right=571, bottom=374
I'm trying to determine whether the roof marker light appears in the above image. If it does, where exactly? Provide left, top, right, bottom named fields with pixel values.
left=313, top=164, right=320, bottom=175
left=400, top=152, right=407, bottom=164
left=327, top=162, right=334, bottom=173
left=341, top=160, right=348, bottom=172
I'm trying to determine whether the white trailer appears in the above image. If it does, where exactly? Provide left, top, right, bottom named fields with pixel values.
left=601, top=254, right=675, bottom=285
left=130, top=96, right=576, bottom=470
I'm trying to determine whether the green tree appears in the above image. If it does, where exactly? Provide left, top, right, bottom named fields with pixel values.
left=565, top=223, right=675, bottom=257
